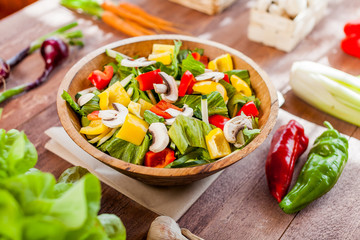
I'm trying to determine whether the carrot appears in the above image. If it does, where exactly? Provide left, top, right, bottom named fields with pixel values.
left=118, top=2, right=174, bottom=27
left=102, top=1, right=160, bottom=31
left=101, top=11, right=144, bottom=37
left=125, top=20, right=156, bottom=35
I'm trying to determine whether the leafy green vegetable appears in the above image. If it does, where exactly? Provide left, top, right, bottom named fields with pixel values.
left=224, top=70, right=250, bottom=86
left=144, top=110, right=165, bottom=124
left=243, top=127, right=261, bottom=146
left=177, top=49, right=190, bottom=63
left=175, top=95, right=201, bottom=110
left=227, top=93, right=261, bottom=118
left=61, top=90, right=85, bottom=116
left=168, top=148, right=212, bottom=168
left=169, top=40, right=182, bottom=78
left=168, top=115, right=212, bottom=154
left=99, top=133, right=150, bottom=165
left=181, top=54, right=205, bottom=76
left=109, top=72, right=121, bottom=87
left=194, top=91, right=229, bottom=119
left=60, top=0, right=103, bottom=18
left=98, top=214, right=126, bottom=240
left=219, top=79, right=237, bottom=99
left=115, top=54, right=136, bottom=80
left=193, top=48, right=204, bottom=56
left=81, top=95, right=101, bottom=115
left=0, top=129, right=37, bottom=179
left=125, top=78, right=151, bottom=103
left=0, top=129, right=127, bottom=240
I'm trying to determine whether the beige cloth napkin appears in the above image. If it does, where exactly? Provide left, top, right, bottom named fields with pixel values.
left=45, top=127, right=221, bottom=221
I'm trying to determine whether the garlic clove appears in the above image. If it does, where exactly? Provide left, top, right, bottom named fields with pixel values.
left=147, top=216, right=187, bottom=240
left=77, top=93, right=95, bottom=106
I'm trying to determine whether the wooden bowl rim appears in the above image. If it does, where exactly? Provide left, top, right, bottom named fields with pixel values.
left=57, top=34, right=278, bottom=178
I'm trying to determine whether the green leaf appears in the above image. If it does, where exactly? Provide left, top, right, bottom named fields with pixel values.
left=58, top=166, right=90, bottom=184
left=144, top=110, right=165, bottom=124
left=219, top=79, right=237, bottom=100
left=0, top=189, right=23, bottom=240
left=168, top=115, right=212, bottom=154
left=99, top=133, right=150, bottom=165
left=224, top=70, right=250, bottom=86
left=81, top=95, right=101, bottom=116
left=227, top=93, right=260, bottom=118
left=98, top=214, right=126, bottom=240
left=115, top=55, right=136, bottom=80
left=177, top=49, right=190, bottom=63
left=181, top=54, right=205, bottom=76
left=168, top=148, right=212, bottom=168
left=61, top=90, right=85, bottom=116
left=0, top=129, right=37, bottom=179
left=194, top=91, right=229, bottom=119
left=174, top=95, right=201, bottom=109
left=243, top=127, right=260, bottom=146
left=60, top=0, right=103, bottom=18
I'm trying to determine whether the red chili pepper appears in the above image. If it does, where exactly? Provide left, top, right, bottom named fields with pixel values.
left=341, top=19, right=360, bottom=58
left=200, top=55, right=209, bottom=67
left=265, top=120, right=309, bottom=203
left=178, top=70, right=196, bottom=97
left=135, top=69, right=163, bottom=91
left=145, top=148, right=176, bottom=168
left=150, top=100, right=182, bottom=119
left=191, top=52, right=201, bottom=61
left=236, top=101, right=259, bottom=117
left=209, top=115, right=230, bottom=130
left=87, top=110, right=100, bottom=121
left=88, top=65, right=114, bottom=90
left=223, top=74, right=230, bottom=83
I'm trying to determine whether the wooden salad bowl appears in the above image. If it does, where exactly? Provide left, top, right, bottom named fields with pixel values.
left=57, top=35, right=278, bottom=186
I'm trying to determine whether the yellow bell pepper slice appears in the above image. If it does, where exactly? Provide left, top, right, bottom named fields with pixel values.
left=98, top=81, right=130, bottom=110
left=208, top=54, right=233, bottom=72
left=80, top=119, right=109, bottom=135
left=138, top=99, right=154, bottom=118
left=148, top=52, right=172, bottom=65
left=205, top=128, right=231, bottom=159
left=192, top=81, right=228, bottom=102
left=116, top=114, right=149, bottom=146
left=230, top=75, right=252, bottom=96
left=128, top=101, right=142, bottom=119
left=152, top=44, right=175, bottom=54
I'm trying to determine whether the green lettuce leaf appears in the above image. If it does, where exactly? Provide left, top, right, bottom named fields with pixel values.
left=181, top=54, right=205, bottom=76
left=168, top=148, right=212, bottom=168
left=81, top=95, right=101, bottom=116
left=227, top=93, right=261, bottom=118
left=194, top=91, right=229, bottom=118
left=0, top=189, right=22, bottom=240
left=174, top=94, right=201, bottom=110
left=243, top=127, right=260, bottom=146
left=168, top=115, right=212, bottom=154
left=144, top=110, right=165, bottom=124
left=99, top=133, right=150, bottom=165
left=219, top=79, right=237, bottom=100
left=98, top=214, right=126, bottom=240
left=61, top=90, right=85, bottom=116
left=224, top=70, right=250, bottom=86
left=0, top=129, right=37, bottom=179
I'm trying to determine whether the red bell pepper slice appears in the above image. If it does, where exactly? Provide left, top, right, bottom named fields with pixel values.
left=136, top=69, right=163, bottom=91
left=341, top=34, right=360, bottom=58
left=191, top=52, right=201, bottom=61
left=237, top=101, right=259, bottom=117
left=87, top=110, right=100, bottom=121
left=150, top=100, right=183, bottom=119
left=223, top=74, right=230, bottom=83
left=88, top=65, right=114, bottom=90
left=145, top=148, right=176, bottom=168
left=344, top=19, right=360, bottom=36
left=200, top=55, right=209, bottom=68
left=209, top=115, right=230, bottom=130
left=179, top=70, right=196, bottom=97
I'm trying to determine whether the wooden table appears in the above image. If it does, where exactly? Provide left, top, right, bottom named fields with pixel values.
left=1, top=0, right=360, bottom=239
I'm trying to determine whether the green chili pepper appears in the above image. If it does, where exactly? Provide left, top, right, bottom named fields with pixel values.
left=279, top=121, right=349, bottom=214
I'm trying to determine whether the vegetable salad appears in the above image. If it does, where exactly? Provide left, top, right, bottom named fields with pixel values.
left=63, top=41, right=261, bottom=168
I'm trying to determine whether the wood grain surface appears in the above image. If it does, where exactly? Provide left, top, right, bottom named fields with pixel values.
left=1, top=0, right=360, bottom=239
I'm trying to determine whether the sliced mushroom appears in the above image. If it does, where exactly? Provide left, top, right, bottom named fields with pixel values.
left=149, top=123, right=170, bottom=153
left=164, top=105, right=193, bottom=125
left=223, top=115, right=253, bottom=148
left=195, top=72, right=225, bottom=82
left=158, top=72, right=179, bottom=103
left=98, top=103, right=128, bottom=128
left=77, top=86, right=97, bottom=96
left=153, top=83, right=168, bottom=94
left=77, top=93, right=95, bottom=106
left=121, top=58, right=156, bottom=68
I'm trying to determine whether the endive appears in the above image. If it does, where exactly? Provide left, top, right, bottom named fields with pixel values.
left=290, top=61, right=360, bottom=126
